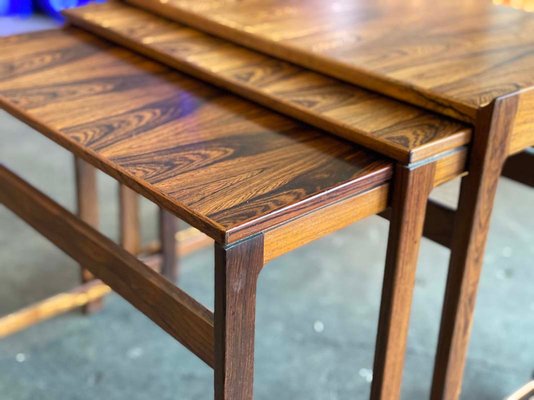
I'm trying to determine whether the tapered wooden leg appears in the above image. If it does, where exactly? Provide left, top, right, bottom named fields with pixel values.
left=119, top=185, right=141, bottom=254
left=120, top=188, right=181, bottom=282
left=74, top=157, right=103, bottom=314
left=214, top=235, right=264, bottom=400
left=431, top=98, right=517, bottom=400
left=159, top=209, right=178, bottom=282
left=371, top=162, right=436, bottom=400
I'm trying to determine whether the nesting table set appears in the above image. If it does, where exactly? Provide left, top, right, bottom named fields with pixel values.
left=0, top=1, right=533, bottom=399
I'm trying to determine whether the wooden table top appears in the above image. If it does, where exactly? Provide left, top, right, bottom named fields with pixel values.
left=64, top=2, right=470, bottom=163
left=0, top=28, right=392, bottom=244
left=132, top=0, right=534, bottom=122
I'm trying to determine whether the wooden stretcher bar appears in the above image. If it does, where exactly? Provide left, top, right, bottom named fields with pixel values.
left=0, top=165, right=215, bottom=367
left=501, top=150, right=534, bottom=187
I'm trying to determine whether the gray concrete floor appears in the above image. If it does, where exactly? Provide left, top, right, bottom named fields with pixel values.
left=0, top=17, right=533, bottom=400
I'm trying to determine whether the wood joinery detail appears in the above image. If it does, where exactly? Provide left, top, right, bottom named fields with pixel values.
left=263, top=146, right=466, bottom=263
left=263, top=184, right=388, bottom=264
left=0, top=165, right=215, bottom=367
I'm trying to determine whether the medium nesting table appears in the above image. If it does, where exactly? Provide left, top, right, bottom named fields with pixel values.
left=0, top=26, right=470, bottom=400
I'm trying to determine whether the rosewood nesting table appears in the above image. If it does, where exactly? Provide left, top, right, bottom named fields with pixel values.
left=114, top=1, right=534, bottom=398
left=0, top=23, right=470, bottom=400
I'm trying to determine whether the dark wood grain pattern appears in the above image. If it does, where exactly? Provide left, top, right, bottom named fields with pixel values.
left=0, top=165, right=215, bottom=366
left=432, top=94, right=519, bottom=400
left=131, top=0, right=534, bottom=124
left=262, top=142, right=467, bottom=263
left=372, top=163, right=436, bottom=400
left=215, top=235, right=264, bottom=400
left=263, top=184, right=388, bottom=263
left=0, top=28, right=393, bottom=244
left=64, top=2, right=471, bottom=163
left=1, top=21, right=475, bottom=400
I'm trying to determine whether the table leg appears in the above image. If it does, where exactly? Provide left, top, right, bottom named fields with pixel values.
left=431, top=97, right=517, bottom=400
left=74, top=157, right=103, bottom=314
left=371, top=162, right=436, bottom=400
left=159, top=209, right=178, bottom=282
left=214, top=235, right=264, bottom=400
left=119, top=185, right=141, bottom=253
left=120, top=187, right=182, bottom=282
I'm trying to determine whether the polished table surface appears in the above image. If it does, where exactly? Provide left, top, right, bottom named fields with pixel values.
left=0, top=12, right=474, bottom=400
left=132, top=0, right=534, bottom=152
left=110, top=3, right=534, bottom=399
left=2, top=4, right=529, bottom=400
left=0, top=28, right=393, bottom=244
left=65, top=1, right=471, bottom=163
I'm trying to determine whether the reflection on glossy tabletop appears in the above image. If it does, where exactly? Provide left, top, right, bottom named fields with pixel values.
left=131, top=0, right=534, bottom=121
left=0, top=28, right=392, bottom=243
left=64, top=1, right=471, bottom=163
